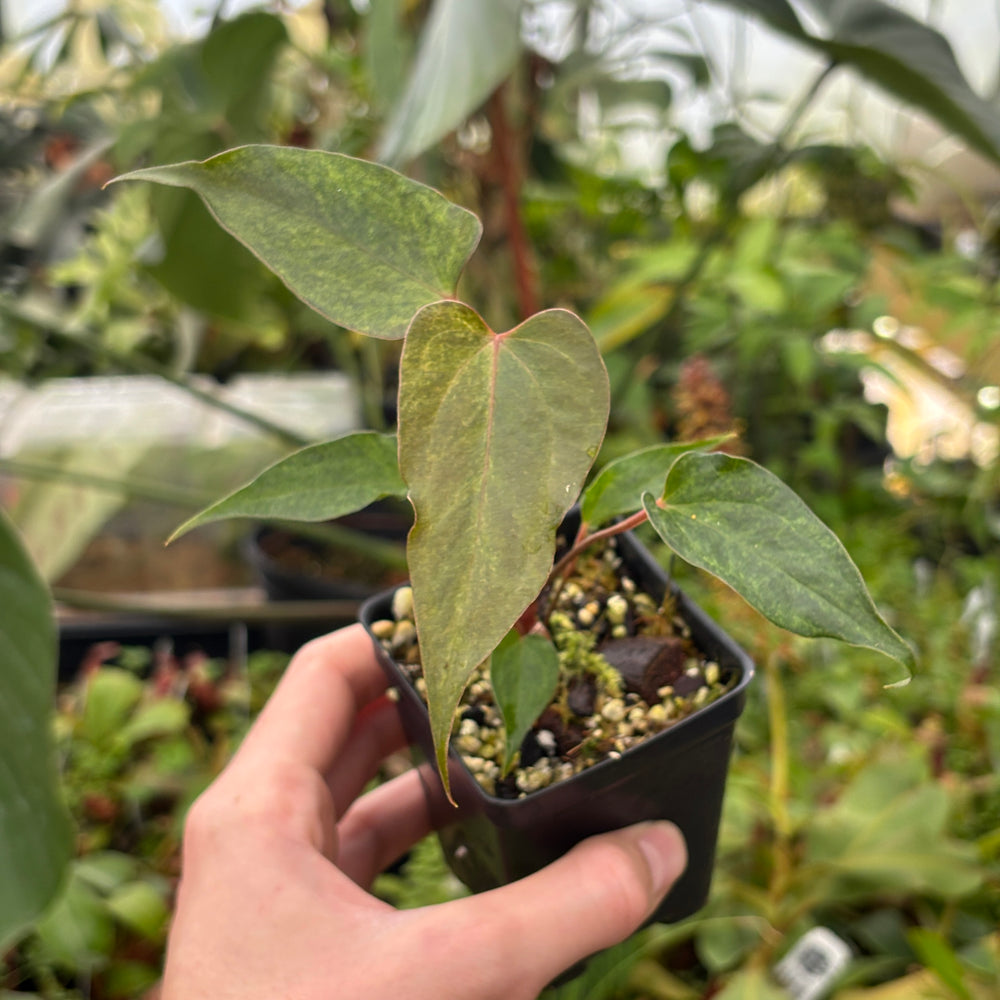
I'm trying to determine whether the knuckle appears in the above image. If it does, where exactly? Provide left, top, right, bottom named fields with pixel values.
left=182, top=760, right=324, bottom=857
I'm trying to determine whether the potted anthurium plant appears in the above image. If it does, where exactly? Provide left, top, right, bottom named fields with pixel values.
left=114, top=145, right=913, bottom=922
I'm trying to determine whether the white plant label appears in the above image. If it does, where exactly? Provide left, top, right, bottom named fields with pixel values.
left=774, top=927, right=852, bottom=1000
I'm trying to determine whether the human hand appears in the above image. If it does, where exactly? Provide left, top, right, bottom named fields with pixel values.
left=161, top=624, right=687, bottom=1000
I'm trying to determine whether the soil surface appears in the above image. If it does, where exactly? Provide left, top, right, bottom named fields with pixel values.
left=372, top=534, right=734, bottom=799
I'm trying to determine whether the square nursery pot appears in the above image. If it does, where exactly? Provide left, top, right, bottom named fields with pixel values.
left=360, top=515, right=754, bottom=925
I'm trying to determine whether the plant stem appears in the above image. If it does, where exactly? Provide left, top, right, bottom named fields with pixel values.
left=764, top=651, right=794, bottom=925
left=488, top=83, right=540, bottom=321
left=0, top=457, right=211, bottom=508
left=0, top=460, right=408, bottom=570
left=549, top=509, right=649, bottom=585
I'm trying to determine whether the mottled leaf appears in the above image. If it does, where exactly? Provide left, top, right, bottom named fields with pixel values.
left=490, top=631, right=561, bottom=776
left=113, top=145, right=482, bottom=339
left=643, top=452, right=914, bottom=673
left=399, top=301, right=608, bottom=788
left=0, top=511, right=73, bottom=949
left=581, top=434, right=734, bottom=528
left=170, top=432, right=405, bottom=541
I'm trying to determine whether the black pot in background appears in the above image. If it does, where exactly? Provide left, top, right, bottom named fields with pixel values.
left=248, top=499, right=411, bottom=651
left=360, top=516, right=755, bottom=926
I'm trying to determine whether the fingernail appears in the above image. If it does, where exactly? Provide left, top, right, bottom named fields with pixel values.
left=637, top=822, right=687, bottom=899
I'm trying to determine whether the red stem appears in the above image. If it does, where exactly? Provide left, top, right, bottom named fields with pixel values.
left=488, top=85, right=539, bottom=321
left=548, top=509, right=650, bottom=586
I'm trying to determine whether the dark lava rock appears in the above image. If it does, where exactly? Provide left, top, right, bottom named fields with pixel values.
left=671, top=671, right=704, bottom=697
left=536, top=707, right=586, bottom=756
left=600, top=635, right=687, bottom=703
left=460, top=705, right=487, bottom=725
left=567, top=676, right=596, bottom=717
left=518, top=730, right=546, bottom=768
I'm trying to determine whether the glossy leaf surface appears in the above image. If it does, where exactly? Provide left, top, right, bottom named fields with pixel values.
left=644, top=452, right=914, bottom=673
left=170, top=432, right=405, bottom=540
left=115, top=146, right=482, bottom=339
left=399, top=301, right=608, bottom=785
left=490, top=631, right=561, bottom=776
left=0, top=511, right=73, bottom=948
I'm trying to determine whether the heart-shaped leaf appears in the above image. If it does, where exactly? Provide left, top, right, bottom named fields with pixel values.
left=399, top=301, right=608, bottom=789
left=581, top=434, right=735, bottom=529
left=490, top=631, right=561, bottom=776
left=0, top=511, right=73, bottom=949
left=643, top=452, right=914, bottom=674
left=170, top=431, right=405, bottom=541
left=113, top=145, right=482, bottom=339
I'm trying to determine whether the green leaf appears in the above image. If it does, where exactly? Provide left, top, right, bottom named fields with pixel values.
left=170, top=432, right=405, bottom=541
left=147, top=185, right=284, bottom=328
left=712, top=968, right=788, bottom=1000
left=129, top=13, right=292, bottom=325
left=907, top=929, right=974, bottom=1000
left=119, top=699, right=191, bottom=746
left=105, top=882, right=170, bottom=942
left=74, top=853, right=141, bottom=896
left=490, top=631, right=561, bottom=776
left=581, top=435, right=735, bottom=528
left=644, top=452, right=914, bottom=673
left=80, top=669, right=145, bottom=745
left=816, top=0, right=1000, bottom=165
left=399, top=301, right=608, bottom=790
left=0, top=511, right=73, bottom=950
left=804, top=763, right=983, bottom=900
left=33, top=871, right=114, bottom=973
left=377, top=0, right=524, bottom=166
left=696, top=920, right=761, bottom=974
left=365, top=0, right=412, bottom=111
left=718, top=0, right=1000, bottom=165
left=200, top=12, right=289, bottom=137
left=714, top=0, right=806, bottom=38
left=113, top=146, right=482, bottom=340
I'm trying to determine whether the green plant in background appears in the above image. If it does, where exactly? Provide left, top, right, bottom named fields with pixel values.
left=1, top=631, right=290, bottom=997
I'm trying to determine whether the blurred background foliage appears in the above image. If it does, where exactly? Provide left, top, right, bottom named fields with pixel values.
left=1, top=0, right=999, bottom=997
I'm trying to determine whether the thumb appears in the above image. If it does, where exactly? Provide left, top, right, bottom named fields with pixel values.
left=442, top=822, right=687, bottom=993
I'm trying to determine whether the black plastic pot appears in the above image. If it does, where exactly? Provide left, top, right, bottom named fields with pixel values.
left=248, top=500, right=411, bottom=650
left=359, top=519, right=754, bottom=925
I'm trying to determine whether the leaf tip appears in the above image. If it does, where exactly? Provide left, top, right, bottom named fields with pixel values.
left=436, top=744, right=457, bottom=808
left=165, top=517, right=197, bottom=547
